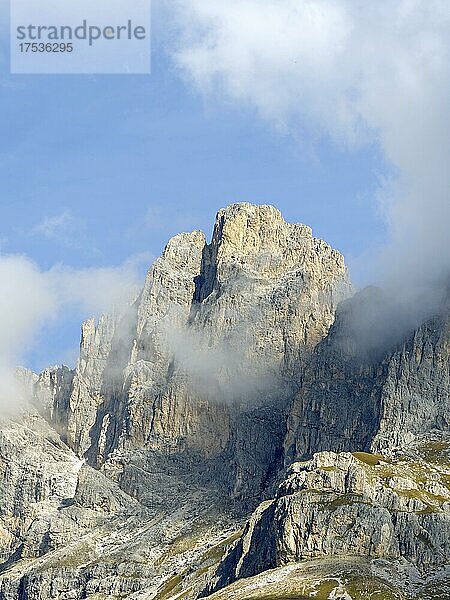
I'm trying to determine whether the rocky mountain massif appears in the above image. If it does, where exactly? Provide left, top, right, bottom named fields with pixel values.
left=0, top=203, right=448, bottom=600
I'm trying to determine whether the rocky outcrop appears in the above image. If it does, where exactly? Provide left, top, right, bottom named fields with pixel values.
left=285, top=286, right=450, bottom=462
left=210, top=445, right=450, bottom=594
left=373, top=312, right=449, bottom=453
left=205, top=557, right=450, bottom=600
left=66, top=311, right=125, bottom=457
left=0, top=411, right=82, bottom=566
left=32, top=366, right=74, bottom=438
left=0, top=408, right=241, bottom=600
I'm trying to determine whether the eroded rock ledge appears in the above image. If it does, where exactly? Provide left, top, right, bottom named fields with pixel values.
left=209, top=445, right=450, bottom=597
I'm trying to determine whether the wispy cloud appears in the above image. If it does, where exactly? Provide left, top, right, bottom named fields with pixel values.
left=32, top=210, right=75, bottom=240
left=31, top=210, right=87, bottom=251
left=31, top=210, right=104, bottom=258
left=46, top=252, right=151, bottom=314
left=0, top=251, right=151, bottom=409
left=0, top=254, right=56, bottom=411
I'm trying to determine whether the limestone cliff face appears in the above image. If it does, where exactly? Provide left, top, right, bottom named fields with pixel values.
left=66, top=314, right=119, bottom=456
left=57, top=203, right=350, bottom=501
left=0, top=411, right=82, bottom=565
left=284, top=286, right=450, bottom=463
left=372, top=312, right=449, bottom=452
left=210, top=445, right=450, bottom=595
left=33, top=366, right=74, bottom=439
left=191, top=204, right=348, bottom=365
left=0, top=408, right=230, bottom=600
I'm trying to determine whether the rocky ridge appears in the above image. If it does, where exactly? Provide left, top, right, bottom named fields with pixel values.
left=285, top=286, right=450, bottom=462
left=209, top=443, right=450, bottom=597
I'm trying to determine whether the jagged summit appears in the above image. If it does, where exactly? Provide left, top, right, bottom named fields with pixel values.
left=189, top=202, right=349, bottom=306
left=210, top=202, right=313, bottom=250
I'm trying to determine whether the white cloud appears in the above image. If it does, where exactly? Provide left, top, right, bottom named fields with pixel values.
left=0, top=252, right=150, bottom=409
left=33, top=210, right=75, bottom=240
left=0, top=255, right=55, bottom=410
left=0, top=256, right=56, bottom=362
left=46, top=252, right=150, bottom=314
left=167, top=0, right=450, bottom=290
left=31, top=211, right=99, bottom=255
left=161, top=318, right=282, bottom=405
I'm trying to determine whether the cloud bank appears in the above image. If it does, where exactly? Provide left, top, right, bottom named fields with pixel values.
left=0, top=253, right=148, bottom=409
left=167, top=0, right=450, bottom=298
left=0, top=257, right=53, bottom=412
left=161, top=318, right=285, bottom=406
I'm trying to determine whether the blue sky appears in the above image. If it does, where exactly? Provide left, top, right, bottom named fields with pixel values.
left=0, top=49, right=385, bottom=269
left=1, top=1, right=448, bottom=373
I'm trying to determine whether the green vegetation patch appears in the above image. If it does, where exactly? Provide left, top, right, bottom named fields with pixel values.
left=201, top=529, right=243, bottom=563
left=352, top=452, right=385, bottom=466
left=417, top=440, right=450, bottom=465
left=155, top=573, right=183, bottom=600
left=212, top=576, right=407, bottom=600
left=345, top=575, right=406, bottom=599
left=230, top=578, right=339, bottom=600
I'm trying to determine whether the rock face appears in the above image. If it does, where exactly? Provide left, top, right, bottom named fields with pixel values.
left=285, top=286, right=450, bottom=462
left=66, top=313, right=119, bottom=456
left=58, top=203, right=351, bottom=503
left=205, top=557, right=450, bottom=600
left=33, top=366, right=74, bottom=439
left=0, top=411, right=82, bottom=566
left=0, top=203, right=448, bottom=599
left=372, top=312, right=449, bottom=453
left=210, top=445, right=450, bottom=596
left=0, top=409, right=240, bottom=600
